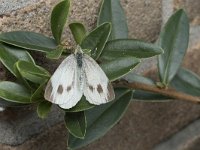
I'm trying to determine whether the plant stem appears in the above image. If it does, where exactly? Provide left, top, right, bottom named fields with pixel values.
left=116, top=81, right=200, bottom=103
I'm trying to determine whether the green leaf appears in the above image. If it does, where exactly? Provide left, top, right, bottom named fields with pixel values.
left=125, top=73, right=171, bottom=101
left=124, top=73, right=155, bottom=85
left=171, top=68, right=200, bottom=96
left=0, top=31, right=57, bottom=52
left=14, top=63, right=32, bottom=90
left=51, top=0, right=70, bottom=44
left=100, top=39, right=163, bottom=61
left=65, top=111, right=86, bottom=139
left=100, top=56, right=140, bottom=81
left=46, top=45, right=64, bottom=59
left=132, top=91, right=171, bottom=101
left=37, top=101, right=52, bottom=119
left=68, top=88, right=132, bottom=149
left=158, top=9, right=189, bottom=85
left=31, top=81, right=47, bottom=102
left=16, top=61, right=50, bottom=84
left=0, top=98, right=28, bottom=107
left=65, top=97, right=94, bottom=112
left=81, top=23, right=111, bottom=60
left=0, top=81, right=31, bottom=103
left=98, top=0, right=128, bottom=40
left=69, top=22, right=87, bottom=45
left=0, top=43, right=35, bottom=76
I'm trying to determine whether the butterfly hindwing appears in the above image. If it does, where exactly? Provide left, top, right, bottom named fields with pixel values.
left=44, top=54, right=82, bottom=109
left=45, top=46, right=115, bottom=109
left=82, top=54, right=115, bottom=105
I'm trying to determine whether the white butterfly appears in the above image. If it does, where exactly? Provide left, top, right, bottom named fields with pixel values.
left=44, top=45, right=115, bottom=109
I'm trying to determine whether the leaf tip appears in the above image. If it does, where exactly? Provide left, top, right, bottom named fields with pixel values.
left=174, top=9, right=188, bottom=19
left=160, top=48, right=164, bottom=54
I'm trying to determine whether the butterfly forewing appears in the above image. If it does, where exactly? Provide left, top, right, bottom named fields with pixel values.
left=44, top=46, right=115, bottom=109
left=44, top=54, right=83, bottom=109
left=83, top=54, right=115, bottom=105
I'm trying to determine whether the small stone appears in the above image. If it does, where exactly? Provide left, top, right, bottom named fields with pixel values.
left=122, top=0, right=162, bottom=42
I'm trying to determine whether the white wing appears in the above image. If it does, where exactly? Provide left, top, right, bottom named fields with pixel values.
left=83, top=54, right=115, bottom=105
left=44, top=54, right=83, bottom=109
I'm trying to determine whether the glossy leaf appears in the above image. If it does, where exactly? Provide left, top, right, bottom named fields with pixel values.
left=14, top=63, right=32, bottom=90
left=133, top=91, right=171, bottom=101
left=46, top=46, right=64, bottom=59
left=69, top=22, right=87, bottom=45
left=171, top=68, right=200, bottom=96
left=51, top=0, right=70, bottom=44
left=65, top=97, right=94, bottom=112
left=0, top=98, right=28, bottom=107
left=16, top=61, right=50, bottom=84
left=158, top=9, right=189, bottom=85
left=81, top=23, right=111, bottom=60
left=0, top=81, right=31, bottom=103
left=0, top=43, right=35, bottom=76
left=31, top=81, right=47, bottom=102
left=37, top=101, right=52, bottom=119
left=98, top=0, right=128, bottom=40
left=0, top=31, right=57, bottom=52
left=100, top=56, right=140, bottom=81
left=125, top=73, right=171, bottom=101
left=100, top=39, right=163, bottom=61
left=124, top=73, right=155, bottom=85
left=68, top=88, right=132, bottom=149
left=65, top=111, right=86, bottom=139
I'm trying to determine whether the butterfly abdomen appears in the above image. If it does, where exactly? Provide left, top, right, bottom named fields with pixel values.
left=75, top=52, right=85, bottom=91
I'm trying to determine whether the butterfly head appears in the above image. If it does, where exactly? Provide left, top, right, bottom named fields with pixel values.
left=75, top=45, right=83, bottom=68
left=75, top=45, right=83, bottom=55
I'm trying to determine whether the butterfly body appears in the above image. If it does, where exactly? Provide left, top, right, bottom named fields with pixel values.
left=44, top=46, right=115, bottom=109
left=76, top=52, right=83, bottom=68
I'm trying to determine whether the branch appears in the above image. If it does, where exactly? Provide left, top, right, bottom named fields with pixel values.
left=116, top=81, right=200, bottom=103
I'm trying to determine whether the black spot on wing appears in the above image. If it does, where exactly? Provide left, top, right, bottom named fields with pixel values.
left=97, top=84, right=103, bottom=93
left=89, top=85, right=94, bottom=92
left=66, top=86, right=72, bottom=92
left=66, top=80, right=75, bottom=92
left=57, top=85, right=63, bottom=94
